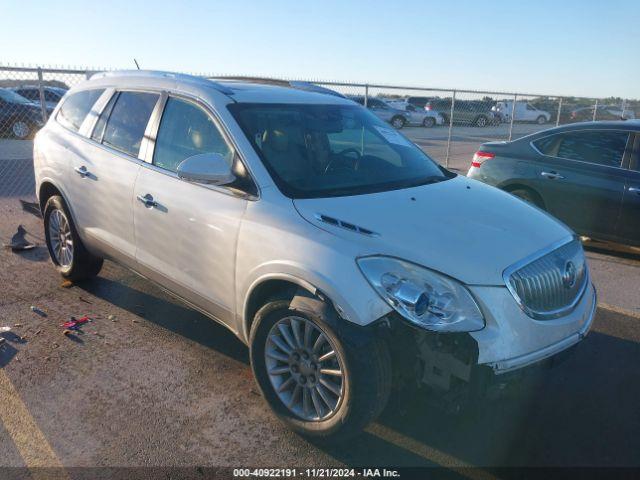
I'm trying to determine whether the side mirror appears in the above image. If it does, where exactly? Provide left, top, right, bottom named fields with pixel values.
left=177, top=153, right=236, bottom=186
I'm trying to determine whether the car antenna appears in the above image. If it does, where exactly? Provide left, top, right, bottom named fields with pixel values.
left=133, top=58, right=141, bottom=70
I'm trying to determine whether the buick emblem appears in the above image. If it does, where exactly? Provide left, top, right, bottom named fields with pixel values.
left=562, top=261, right=577, bottom=289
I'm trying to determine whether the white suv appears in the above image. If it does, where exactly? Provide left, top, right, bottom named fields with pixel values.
left=34, top=71, right=596, bottom=438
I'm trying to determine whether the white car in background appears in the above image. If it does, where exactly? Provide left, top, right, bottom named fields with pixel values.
left=493, top=101, right=551, bottom=124
left=385, top=99, right=444, bottom=127
left=34, top=71, right=596, bottom=439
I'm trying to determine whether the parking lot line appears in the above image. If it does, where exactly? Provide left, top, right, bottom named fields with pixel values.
left=598, top=303, right=640, bottom=320
left=0, top=370, right=68, bottom=480
left=367, top=423, right=499, bottom=480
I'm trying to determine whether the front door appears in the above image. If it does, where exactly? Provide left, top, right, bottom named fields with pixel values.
left=617, top=134, right=640, bottom=246
left=133, top=95, right=248, bottom=328
left=530, top=129, right=630, bottom=240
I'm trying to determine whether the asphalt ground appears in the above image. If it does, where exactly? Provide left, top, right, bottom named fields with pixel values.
left=0, top=124, right=639, bottom=474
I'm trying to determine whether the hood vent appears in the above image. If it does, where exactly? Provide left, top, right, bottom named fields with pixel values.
left=315, top=214, right=379, bottom=237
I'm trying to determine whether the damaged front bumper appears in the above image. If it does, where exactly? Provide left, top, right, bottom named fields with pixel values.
left=380, top=282, right=597, bottom=401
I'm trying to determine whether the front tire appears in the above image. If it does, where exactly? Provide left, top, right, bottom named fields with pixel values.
left=422, top=117, right=436, bottom=128
left=474, top=115, right=488, bottom=127
left=250, top=299, right=391, bottom=439
left=390, top=116, right=405, bottom=129
left=536, top=115, right=547, bottom=125
left=44, top=195, right=103, bottom=281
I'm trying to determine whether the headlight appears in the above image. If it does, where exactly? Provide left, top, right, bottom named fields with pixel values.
left=357, top=256, right=484, bottom=332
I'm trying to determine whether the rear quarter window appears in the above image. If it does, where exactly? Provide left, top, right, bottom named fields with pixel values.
left=56, top=89, right=105, bottom=132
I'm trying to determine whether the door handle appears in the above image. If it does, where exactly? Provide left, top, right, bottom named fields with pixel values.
left=136, top=193, right=157, bottom=208
left=74, top=165, right=89, bottom=177
left=629, top=187, right=640, bottom=195
left=540, top=171, right=565, bottom=180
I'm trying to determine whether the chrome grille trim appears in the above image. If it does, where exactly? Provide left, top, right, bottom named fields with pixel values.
left=503, top=236, right=589, bottom=320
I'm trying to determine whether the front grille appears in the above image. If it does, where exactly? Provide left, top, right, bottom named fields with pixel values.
left=504, top=237, right=588, bottom=319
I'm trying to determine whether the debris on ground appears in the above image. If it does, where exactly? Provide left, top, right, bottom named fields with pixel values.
left=0, top=326, right=11, bottom=333
left=4, top=225, right=36, bottom=252
left=30, top=306, right=47, bottom=317
left=61, top=280, right=74, bottom=288
left=79, top=296, right=92, bottom=304
left=63, top=329, right=74, bottom=336
left=61, top=316, right=91, bottom=331
left=14, top=323, right=22, bottom=327
left=132, top=319, right=139, bottom=324
left=108, top=314, right=116, bottom=321
left=19, top=199, right=42, bottom=218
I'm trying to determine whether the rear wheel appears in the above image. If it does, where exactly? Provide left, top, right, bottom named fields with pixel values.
left=474, top=115, right=488, bottom=127
left=508, top=188, right=545, bottom=210
left=12, top=120, right=30, bottom=139
left=250, top=299, right=391, bottom=439
left=422, top=117, right=436, bottom=128
left=44, top=195, right=103, bottom=281
left=536, top=115, right=547, bottom=125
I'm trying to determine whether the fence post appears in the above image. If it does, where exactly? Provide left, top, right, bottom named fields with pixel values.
left=508, top=94, right=517, bottom=141
left=444, top=90, right=456, bottom=168
left=592, top=99, right=598, bottom=121
left=36, top=67, right=48, bottom=123
left=556, top=97, right=563, bottom=126
left=621, top=99, right=627, bottom=119
left=364, top=84, right=369, bottom=108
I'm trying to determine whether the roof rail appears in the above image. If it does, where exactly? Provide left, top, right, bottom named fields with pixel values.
left=209, top=76, right=345, bottom=98
left=89, top=70, right=235, bottom=95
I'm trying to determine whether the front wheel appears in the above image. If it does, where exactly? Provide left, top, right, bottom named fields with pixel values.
left=390, top=116, right=405, bottom=129
left=422, top=117, right=436, bottom=128
left=250, top=299, right=391, bottom=439
left=474, top=115, right=488, bottom=127
left=44, top=195, right=103, bottom=281
left=536, top=115, right=547, bottom=125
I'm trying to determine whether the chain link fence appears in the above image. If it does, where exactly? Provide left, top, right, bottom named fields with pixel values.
left=0, top=64, right=637, bottom=199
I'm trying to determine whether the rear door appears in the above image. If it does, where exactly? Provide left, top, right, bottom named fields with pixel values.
left=133, top=94, right=249, bottom=329
left=616, top=133, right=640, bottom=245
left=529, top=129, right=631, bottom=239
left=66, top=89, right=160, bottom=263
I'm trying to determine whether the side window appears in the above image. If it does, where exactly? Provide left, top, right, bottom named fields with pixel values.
left=532, top=134, right=560, bottom=155
left=91, top=92, right=118, bottom=142
left=56, top=89, right=105, bottom=132
left=153, top=97, right=233, bottom=172
left=18, top=89, right=38, bottom=101
left=102, top=91, right=159, bottom=157
left=44, top=90, right=60, bottom=102
left=555, top=131, right=629, bottom=167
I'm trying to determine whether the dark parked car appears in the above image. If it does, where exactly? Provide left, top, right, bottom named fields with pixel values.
left=570, top=105, right=635, bottom=122
left=11, top=85, right=67, bottom=110
left=0, top=88, right=46, bottom=139
left=425, top=99, right=498, bottom=127
left=467, top=122, right=640, bottom=246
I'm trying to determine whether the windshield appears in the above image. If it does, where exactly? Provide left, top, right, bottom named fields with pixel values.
left=229, top=103, right=451, bottom=198
left=0, top=89, right=34, bottom=105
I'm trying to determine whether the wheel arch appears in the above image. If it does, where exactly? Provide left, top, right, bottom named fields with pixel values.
left=500, top=182, right=546, bottom=210
left=37, top=179, right=83, bottom=235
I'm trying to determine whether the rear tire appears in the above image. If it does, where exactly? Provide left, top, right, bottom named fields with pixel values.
left=12, top=120, right=30, bottom=139
left=536, top=115, right=547, bottom=125
left=508, top=188, right=545, bottom=210
left=250, top=299, right=391, bottom=439
left=43, top=195, right=103, bottom=281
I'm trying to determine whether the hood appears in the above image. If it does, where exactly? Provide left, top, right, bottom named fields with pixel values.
left=293, top=176, right=571, bottom=286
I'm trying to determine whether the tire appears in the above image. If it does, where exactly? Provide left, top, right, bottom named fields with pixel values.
left=508, top=188, right=545, bottom=210
left=474, top=115, right=488, bottom=127
left=250, top=298, right=391, bottom=439
left=536, top=115, right=547, bottom=125
left=43, top=195, right=103, bottom=281
left=422, top=117, right=436, bottom=128
left=12, top=120, right=30, bottom=139
left=390, top=116, right=405, bottom=129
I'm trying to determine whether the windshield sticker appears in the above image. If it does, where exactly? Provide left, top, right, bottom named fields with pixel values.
left=374, top=126, right=413, bottom=147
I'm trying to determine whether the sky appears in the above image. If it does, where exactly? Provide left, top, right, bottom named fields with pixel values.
left=2, top=0, right=639, bottom=98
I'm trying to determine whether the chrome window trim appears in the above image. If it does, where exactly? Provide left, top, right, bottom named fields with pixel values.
left=502, top=235, right=589, bottom=320
left=528, top=128, right=635, bottom=172
left=141, top=90, right=261, bottom=200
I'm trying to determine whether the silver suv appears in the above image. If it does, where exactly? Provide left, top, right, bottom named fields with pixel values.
left=34, top=71, right=596, bottom=439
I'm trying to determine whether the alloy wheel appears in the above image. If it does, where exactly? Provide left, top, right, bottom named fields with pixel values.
left=48, top=208, right=74, bottom=267
left=12, top=121, right=30, bottom=139
left=265, top=316, right=345, bottom=422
